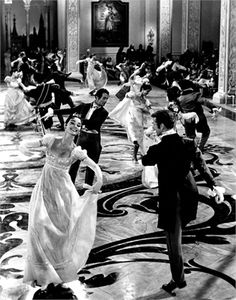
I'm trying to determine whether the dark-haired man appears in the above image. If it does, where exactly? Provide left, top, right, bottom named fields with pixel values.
left=47, top=88, right=109, bottom=185
left=167, top=79, right=221, bottom=152
left=142, top=109, right=224, bottom=296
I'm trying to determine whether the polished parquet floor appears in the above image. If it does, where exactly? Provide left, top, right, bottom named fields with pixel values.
left=0, top=81, right=235, bottom=300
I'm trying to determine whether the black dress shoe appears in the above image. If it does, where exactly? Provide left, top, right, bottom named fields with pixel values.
left=162, top=280, right=177, bottom=296
left=177, top=280, right=187, bottom=289
left=162, top=280, right=187, bottom=296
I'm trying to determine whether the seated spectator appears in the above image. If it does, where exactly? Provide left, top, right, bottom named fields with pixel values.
left=145, top=44, right=155, bottom=64
left=179, top=48, right=194, bottom=67
left=116, top=46, right=126, bottom=65
left=126, top=44, right=136, bottom=62
left=136, top=44, right=145, bottom=66
left=104, top=56, right=118, bottom=80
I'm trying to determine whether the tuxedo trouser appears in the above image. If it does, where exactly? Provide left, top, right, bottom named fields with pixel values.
left=54, top=95, right=75, bottom=127
left=165, top=211, right=185, bottom=285
left=69, top=131, right=101, bottom=185
left=184, top=114, right=210, bottom=151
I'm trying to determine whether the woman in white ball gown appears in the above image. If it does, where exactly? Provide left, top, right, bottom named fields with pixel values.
left=19, top=115, right=103, bottom=288
left=76, top=53, right=107, bottom=95
left=4, top=71, right=36, bottom=128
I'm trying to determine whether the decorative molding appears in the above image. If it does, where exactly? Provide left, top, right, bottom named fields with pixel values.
left=228, top=0, right=236, bottom=91
left=218, top=0, right=229, bottom=93
left=66, top=0, right=80, bottom=72
left=187, top=0, right=200, bottom=52
left=181, top=0, right=188, bottom=53
left=159, top=0, right=172, bottom=59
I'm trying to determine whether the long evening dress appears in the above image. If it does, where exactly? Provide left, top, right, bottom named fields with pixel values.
left=4, top=79, right=36, bottom=127
left=109, top=91, right=152, bottom=155
left=85, top=57, right=107, bottom=91
left=23, top=134, right=99, bottom=286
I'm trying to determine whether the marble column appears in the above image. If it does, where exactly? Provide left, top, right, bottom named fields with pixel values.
left=187, top=0, right=201, bottom=52
left=159, top=0, right=172, bottom=60
left=23, top=0, right=32, bottom=48
left=227, top=1, right=236, bottom=95
left=3, top=0, right=12, bottom=51
left=213, top=0, right=236, bottom=104
left=43, top=0, right=49, bottom=49
left=181, top=0, right=188, bottom=53
left=66, top=0, right=80, bottom=73
left=5, top=3, right=12, bottom=50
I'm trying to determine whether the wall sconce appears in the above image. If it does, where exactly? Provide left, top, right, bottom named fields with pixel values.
left=22, top=0, right=32, bottom=10
left=147, top=27, right=154, bottom=46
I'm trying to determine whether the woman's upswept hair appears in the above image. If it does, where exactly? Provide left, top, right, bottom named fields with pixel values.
left=65, top=113, right=81, bottom=125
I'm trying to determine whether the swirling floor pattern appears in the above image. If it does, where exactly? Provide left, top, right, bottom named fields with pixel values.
left=0, top=82, right=235, bottom=299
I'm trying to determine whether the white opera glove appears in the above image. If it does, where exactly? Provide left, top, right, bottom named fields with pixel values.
left=212, top=107, right=222, bottom=120
left=18, top=140, right=42, bottom=156
left=82, top=182, right=102, bottom=194
left=16, top=77, right=22, bottom=84
left=19, top=141, right=34, bottom=156
left=208, top=186, right=225, bottom=204
left=91, top=180, right=103, bottom=194
left=43, top=107, right=54, bottom=120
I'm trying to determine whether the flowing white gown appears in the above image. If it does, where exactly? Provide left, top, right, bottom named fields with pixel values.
left=23, top=134, right=98, bottom=286
left=4, top=81, right=36, bottom=127
left=85, top=58, right=107, bottom=91
left=109, top=91, right=153, bottom=155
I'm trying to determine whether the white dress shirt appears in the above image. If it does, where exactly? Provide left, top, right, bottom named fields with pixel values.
left=85, top=103, right=99, bottom=120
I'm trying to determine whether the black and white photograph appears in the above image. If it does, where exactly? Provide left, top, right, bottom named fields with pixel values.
left=0, top=0, right=235, bottom=299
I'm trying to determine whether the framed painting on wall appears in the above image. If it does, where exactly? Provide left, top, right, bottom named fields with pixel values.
left=92, top=0, right=129, bottom=47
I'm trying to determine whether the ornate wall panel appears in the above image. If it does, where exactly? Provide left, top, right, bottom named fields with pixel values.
left=228, top=0, right=236, bottom=91
left=159, top=0, right=172, bottom=59
left=218, top=0, right=229, bottom=92
left=66, top=0, right=80, bottom=72
left=187, top=0, right=200, bottom=52
left=181, top=0, right=188, bottom=53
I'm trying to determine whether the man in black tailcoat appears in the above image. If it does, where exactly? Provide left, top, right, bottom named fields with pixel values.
left=142, top=109, right=224, bottom=296
left=47, top=88, right=109, bottom=185
left=19, top=76, right=74, bottom=131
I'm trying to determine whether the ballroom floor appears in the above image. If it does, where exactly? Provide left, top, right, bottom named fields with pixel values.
left=0, top=81, right=235, bottom=300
